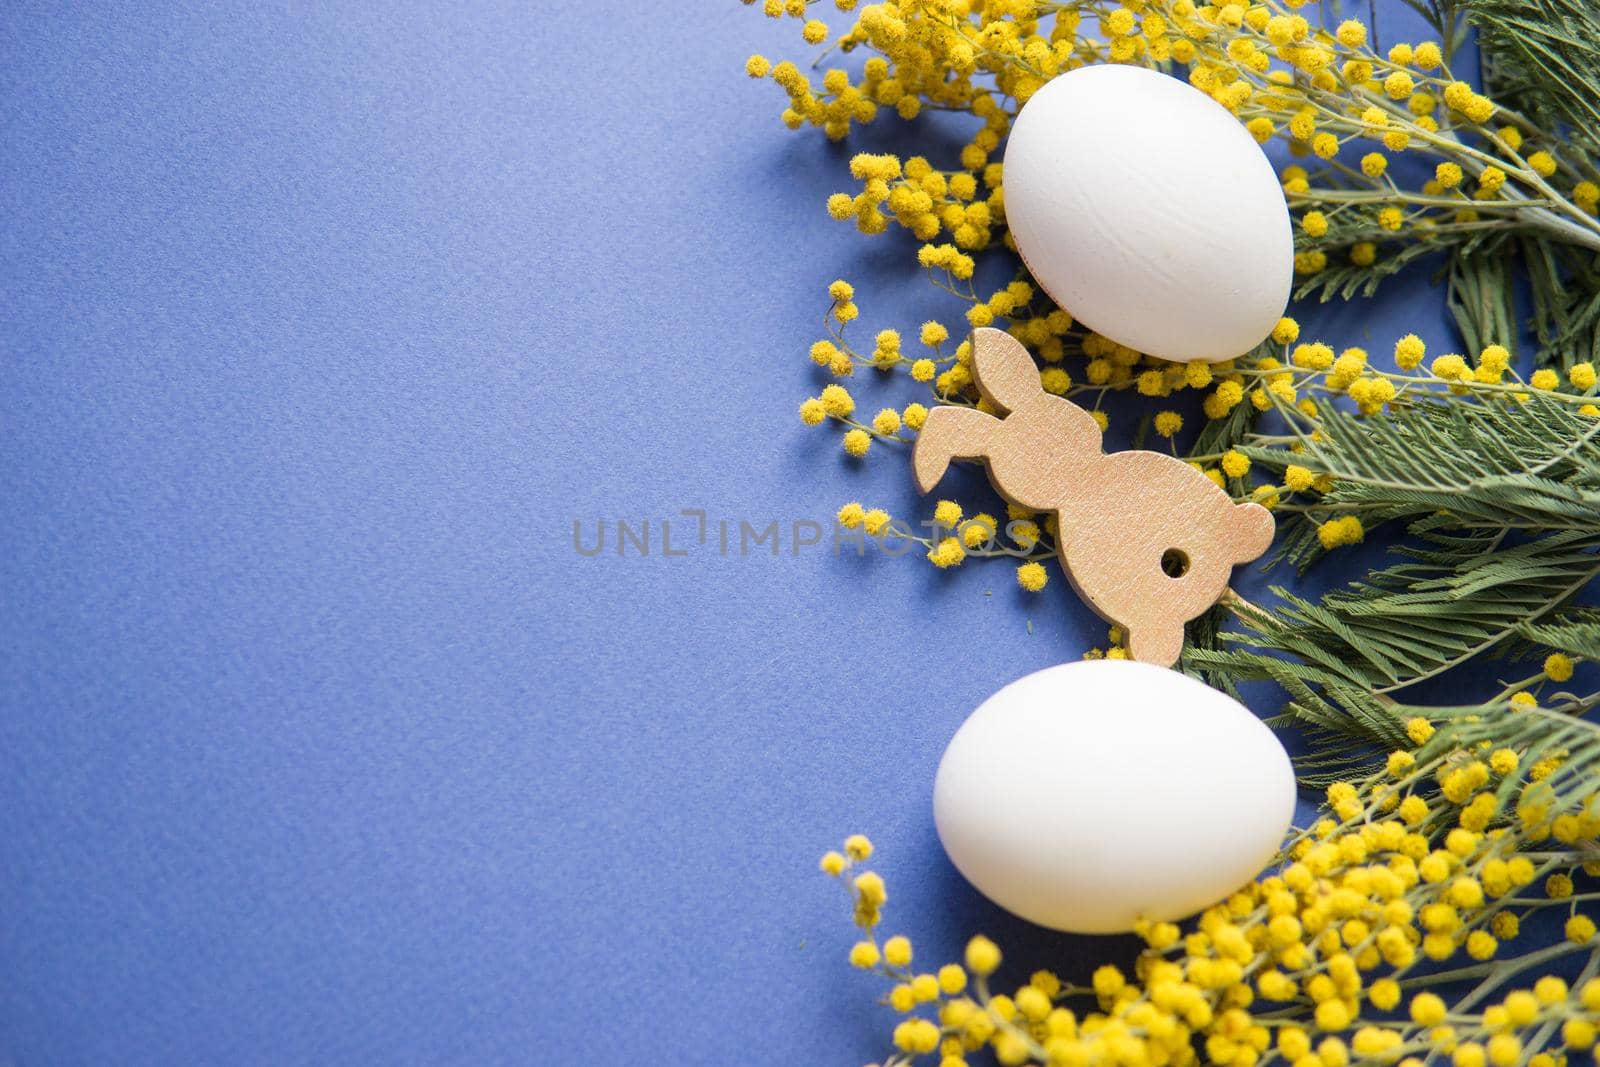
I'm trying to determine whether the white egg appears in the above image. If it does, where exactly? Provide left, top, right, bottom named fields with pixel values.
left=1003, top=65, right=1293, bottom=364
left=934, top=660, right=1296, bottom=933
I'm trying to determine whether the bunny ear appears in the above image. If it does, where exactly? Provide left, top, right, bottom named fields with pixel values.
left=912, top=405, right=1002, bottom=493
left=970, top=328, right=1045, bottom=414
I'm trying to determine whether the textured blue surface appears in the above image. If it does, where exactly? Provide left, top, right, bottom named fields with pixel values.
left=2, top=3, right=1474, bottom=1064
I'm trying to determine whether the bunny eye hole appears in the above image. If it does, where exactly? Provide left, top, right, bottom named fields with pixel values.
left=1161, top=548, right=1191, bottom=578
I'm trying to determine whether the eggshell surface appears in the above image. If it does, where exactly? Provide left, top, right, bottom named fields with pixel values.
left=933, top=659, right=1296, bottom=933
left=1003, top=64, right=1293, bottom=363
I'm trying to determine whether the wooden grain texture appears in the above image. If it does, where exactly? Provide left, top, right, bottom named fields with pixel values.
left=914, top=328, right=1275, bottom=666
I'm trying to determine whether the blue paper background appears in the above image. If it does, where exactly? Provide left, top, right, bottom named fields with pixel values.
left=1, top=3, right=1485, bottom=1063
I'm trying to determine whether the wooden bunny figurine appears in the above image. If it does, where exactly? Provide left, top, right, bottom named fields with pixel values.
left=914, top=328, right=1275, bottom=667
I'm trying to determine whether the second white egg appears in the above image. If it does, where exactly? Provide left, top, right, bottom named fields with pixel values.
left=934, top=659, right=1297, bottom=933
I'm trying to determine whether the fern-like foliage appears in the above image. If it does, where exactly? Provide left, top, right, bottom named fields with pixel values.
left=1244, top=391, right=1600, bottom=570
left=1177, top=0, right=1600, bottom=793
left=1465, top=0, right=1600, bottom=157
left=1294, top=244, right=1440, bottom=306
left=1517, top=234, right=1600, bottom=370
left=1448, top=248, right=1519, bottom=363
left=1444, top=0, right=1600, bottom=369
left=1419, top=697, right=1600, bottom=817
left=1517, top=614, right=1600, bottom=658
left=1394, top=0, right=1469, bottom=58
left=1185, top=393, right=1600, bottom=783
left=1447, top=230, right=1600, bottom=371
